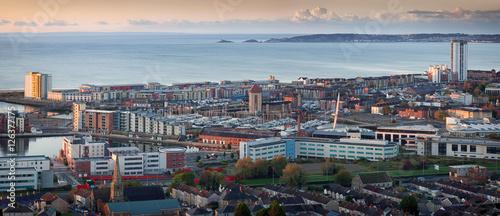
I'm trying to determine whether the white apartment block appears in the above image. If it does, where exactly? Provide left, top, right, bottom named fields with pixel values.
left=62, top=135, right=108, bottom=164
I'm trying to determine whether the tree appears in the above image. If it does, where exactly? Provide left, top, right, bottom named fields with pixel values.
left=235, top=157, right=254, bottom=179
left=382, top=106, right=392, bottom=115
left=195, top=155, right=201, bottom=162
left=402, top=159, right=413, bottom=170
left=270, top=155, right=288, bottom=177
left=199, top=171, right=225, bottom=191
left=66, top=188, right=77, bottom=204
left=223, top=151, right=226, bottom=158
left=168, top=171, right=195, bottom=191
left=398, top=195, right=419, bottom=215
left=320, top=160, right=335, bottom=176
left=400, top=102, right=409, bottom=107
left=268, top=200, right=286, bottom=216
left=281, top=163, right=307, bottom=188
left=491, top=171, right=499, bottom=178
left=123, top=180, right=142, bottom=187
left=334, top=169, right=352, bottom=187
left=255, top=208, right=269, bottom=216
left=434, top=110, right=449, bottom=120
left=488, top=104, right=498, bottom=117
left=254, top=158, right=269, bottom=178
left=417, top=159, right=427, bottom=169
left=488, top=133, right=499, bottom=140
left=228, top=144, right=232, bottom=149
left=234, top=202, right=251, bottom=216
left=198, top=160, right=204, bottom=168
left=222, top=144, right=226, bottom=149
left=231, top=152, right=235, bottom=159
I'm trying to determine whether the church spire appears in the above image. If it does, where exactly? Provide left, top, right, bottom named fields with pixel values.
left=110, top=154, right=124, bottom=202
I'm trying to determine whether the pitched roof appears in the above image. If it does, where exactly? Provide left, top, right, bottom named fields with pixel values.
left=186, top=207, right=210, bottom=215
left=40, top=193, right=60, bottom=202
left=124, top=185, right=165, bottom=201
left=75, top=189, right=92, bottom=198
left=249, top=84, right=262, bottom=93
left=356, top=172, right=392, bottom=185
left=215, top=205, right=235, bottom=213
left=2, top=205, right=33, bottom=213
left=106, top=199, right=180, bottom=215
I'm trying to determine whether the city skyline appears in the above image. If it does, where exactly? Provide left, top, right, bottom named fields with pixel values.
left=0, top=0, right=499, bottom=34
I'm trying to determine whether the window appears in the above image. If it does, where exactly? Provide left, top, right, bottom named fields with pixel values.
left=452, top=144, right=458, bottom=151
left=348, top=146, right=355, bottom=149
left=461, top=145, right=467, bottom=152
left=438, top=143, right=447, bottom=155
left=470, top=145, right=476, bottom=152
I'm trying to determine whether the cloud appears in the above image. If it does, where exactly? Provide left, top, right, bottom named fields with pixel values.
left=128, top=19, right=159, bottom=25
left=96, top=21, right=109, bottom=25
left=0, top=19, right=10, bottom=25
left=44, top=20, right=78, bottom=26
left=14, top=21, right=37, bottom=26
left=292, top=7, right=339, bottom=22
left=403, top=8, right=500, bottom=22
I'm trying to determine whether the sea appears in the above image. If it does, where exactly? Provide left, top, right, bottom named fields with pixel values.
left=0, top=33, right=499, bottom=90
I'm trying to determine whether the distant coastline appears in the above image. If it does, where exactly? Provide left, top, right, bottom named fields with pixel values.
left=262, top=33, right=500, bottom=43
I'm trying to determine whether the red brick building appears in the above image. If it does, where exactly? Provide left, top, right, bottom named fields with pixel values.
left=199, top=127, right=279, bottom=146
left=449, top=165, right=488, bottom=184
left=159, top=147, right=186, bottom=172
left=398, top=107, right=439, bottom=119
left=84, top=110, right=114, bottom=134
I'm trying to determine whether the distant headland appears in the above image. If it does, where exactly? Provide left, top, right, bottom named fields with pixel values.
left=262, top=33, right=500, bottom=43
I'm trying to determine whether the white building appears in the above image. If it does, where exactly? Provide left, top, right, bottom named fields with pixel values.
left=446, top=117, right=500, bottom=138
left=416, top=136, right=500, bottom=159
left=108, top=147, right=144, bottom=176
left=240, top=137, right=399, bottom=162
left=240, top=138, right=288, bottom=161
left=62, top=135, right=108, bottom=165
left=375, top=126, right=438, bottom=145
left=428, top=65, right=447, bottom=83
left=449, top=92, right=473, bottom=105
left=451, top=39, right=468, bottom=81
left=0, top=156, right=53, bottom=191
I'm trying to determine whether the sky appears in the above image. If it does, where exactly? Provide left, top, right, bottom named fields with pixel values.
left=0, top=0, right=499, bottom=34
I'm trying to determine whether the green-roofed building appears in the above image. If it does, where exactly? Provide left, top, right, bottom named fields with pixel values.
left=104, top=199, right=181, bottom=216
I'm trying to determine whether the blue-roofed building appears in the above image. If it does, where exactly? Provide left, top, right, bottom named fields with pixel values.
left=104, top=199, right=181, bottom=216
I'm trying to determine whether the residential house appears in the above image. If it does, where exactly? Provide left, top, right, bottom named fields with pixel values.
left=351, top=172, right=393, bottom=191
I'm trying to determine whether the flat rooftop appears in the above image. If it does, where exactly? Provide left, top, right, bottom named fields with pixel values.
left=450, top=165, right=486, bottom=169
left=0, top=155, right=49, bottom=162
left=108, top=147, right=140, bottom=153
left=438, top=138, right=500, bottom=146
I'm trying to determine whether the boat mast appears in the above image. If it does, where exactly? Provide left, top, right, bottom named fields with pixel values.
left=332, top=93, right=340, bottom=131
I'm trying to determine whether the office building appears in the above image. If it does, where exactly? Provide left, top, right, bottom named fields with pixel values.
left=240, top=137, right=399, bottom=162
left=375, top=126, right=437, bottom=145
left=24, top=72, right=52, bottom=99
left=451, top=39, right=468, bottom=81
left=416, top=136, right=500, bottom=159
left=0, top=155, right=53, bottom=191
left=428, top=65, right=447, bottom=83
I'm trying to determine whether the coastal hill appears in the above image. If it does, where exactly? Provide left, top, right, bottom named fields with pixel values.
left=265, top=33, right=500, bottom=43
